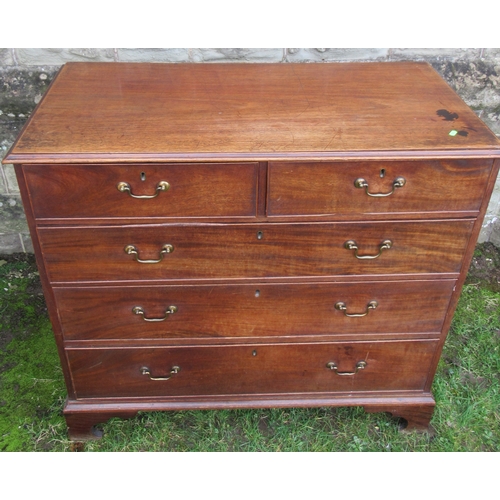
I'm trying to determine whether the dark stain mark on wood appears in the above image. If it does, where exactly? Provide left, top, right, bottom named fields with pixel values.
left=437, top=109, right=459, bottom=121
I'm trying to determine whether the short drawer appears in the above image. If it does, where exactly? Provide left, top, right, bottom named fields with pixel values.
left=23, top=163, right=259, bottom=219
left=67, top=340, right=438, bottom=398
left=55, top=280, right=455, bottom=340
left=39, top=220, right=473, bottom=282
left=268, top=160, right=493, bottom=217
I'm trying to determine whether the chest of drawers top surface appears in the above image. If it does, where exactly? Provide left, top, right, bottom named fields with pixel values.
left=5, top=61, right=500, bottom=163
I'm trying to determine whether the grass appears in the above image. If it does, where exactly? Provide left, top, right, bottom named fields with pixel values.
left=0, top=247, right=499, bottom=452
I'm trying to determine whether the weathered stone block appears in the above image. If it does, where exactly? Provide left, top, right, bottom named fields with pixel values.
left=15, top=48, right=114, bottom=65
left=489, top=221, right=500, bottom=246
left=20, top=232, right=33, bottom=253
left=0, top=165, right=7, bottom=194
left=1, top=138, right=16, bottom=201
left=117, top=48, right=191, bottom=62
left=489, top=176, right=500, bottom=209
left=480, top=212, right=500, bottom=244
left=0, top=194, right=28, bottom=232
left=1, top=132, right=18, bottom=155
left=286, top=48, right=389, bottom=62
left=391, top=48, right=481, bottom=61
left=117, top=48, right=284, bottom=63
left=0, top=67, right=58, bottom=124
left=2, top=164, right=19, bottom=193
left=0, top=48, right=14, bottom=65
left=482, top=48, right=500, bottom=62
left=479, top=176, right=500, bottom=243
left=0, top=232, right=24, bottom=254
left=190, top=48, right=283, bottom=63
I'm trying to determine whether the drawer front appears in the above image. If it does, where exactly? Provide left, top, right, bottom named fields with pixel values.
left=268, top=160, right=492, bottom=217
left=39, top=220, right=473, bottom=282
left=55, top=280, right=455, bottom=340
left=24, top=163, right=259, bottom=218
left=68, top=340, right=437, bottom=398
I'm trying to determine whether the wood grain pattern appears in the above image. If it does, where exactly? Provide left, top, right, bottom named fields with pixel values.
left=38, top=220, right=473, bottom=282
left=67, top=340, right=438, bottom=398
left=268, top=159, right=493, bottom=216
left=54, top=280, right=455, bottom=341
left=24, top=163, right=259, bottom=219
left=5, top=62, right=500, bottom=164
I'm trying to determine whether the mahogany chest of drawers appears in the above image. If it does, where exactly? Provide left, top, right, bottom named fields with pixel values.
left=4, top=62, right=500, bottom=440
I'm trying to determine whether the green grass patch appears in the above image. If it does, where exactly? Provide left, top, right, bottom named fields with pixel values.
left=0, top=248, right=499, bottom=451
left=0, top=256, right=66, bottom=451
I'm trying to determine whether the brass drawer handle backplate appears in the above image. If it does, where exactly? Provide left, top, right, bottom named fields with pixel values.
left=141, top=365, right=180, bottom=381
left=354, top=177, right=406, bottom=197
left=335, top=300, right=378, bottom=317
left=117, top=181, right=170, bottom=199
left=344, top=239, right=392, bottom=260
left=326, top=361, right=367, bottom=376
left=133, top=305, right=178, bottom=322
left=124, top=244, right=174, bottom=264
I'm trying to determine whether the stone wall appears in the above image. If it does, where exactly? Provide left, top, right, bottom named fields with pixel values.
left=1, top=48, right=499, bottom=253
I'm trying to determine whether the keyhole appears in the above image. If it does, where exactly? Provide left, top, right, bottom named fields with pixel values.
left=257, top=231, right=263, bottom=240
left=141, top=172, right=146, bottom=181
left=380, top=169, right=385, bottom=178
left=255, top=290, right=260, bottom=297
left=252, top=350, right=257, bottom=356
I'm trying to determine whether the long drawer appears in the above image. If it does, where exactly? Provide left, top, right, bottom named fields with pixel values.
left=268, top=159, right=492, bottom=217
left=55, top=280, right=455, bottom=340
left=67, top=340, right=438, bottom=398
left=23, top=163, right=259, bottom=219
left=39, top=220, right=473, bottom=282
